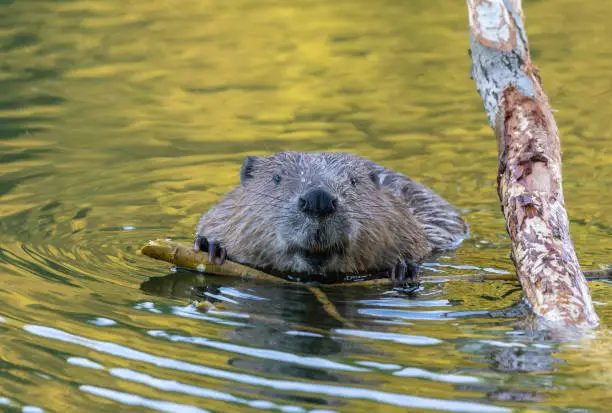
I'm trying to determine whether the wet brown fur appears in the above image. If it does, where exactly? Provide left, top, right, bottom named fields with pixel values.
left=196, top=152, right=468, bottom=275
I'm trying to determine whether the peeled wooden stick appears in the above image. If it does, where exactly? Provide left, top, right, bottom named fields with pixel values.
left=467, top=0, right=599, bottom=328
left=140, top=239, right=512, bottom=285
left=141, top=239, right=610, bottom=285
left=141, top=239, right=289, bottom=284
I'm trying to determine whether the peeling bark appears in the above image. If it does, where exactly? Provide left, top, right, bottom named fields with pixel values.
left=467, top=0, right=599, bottom=329
left=140, top=239, right=289, bottom=284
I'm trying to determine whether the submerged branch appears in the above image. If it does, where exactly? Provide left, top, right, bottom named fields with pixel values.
left=307, top=286, right=357, bottom=328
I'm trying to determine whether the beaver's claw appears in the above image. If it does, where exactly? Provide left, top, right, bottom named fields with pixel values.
left=391, top=259, right=420, bottom=288
left=194, top=235, right=227, bottom=265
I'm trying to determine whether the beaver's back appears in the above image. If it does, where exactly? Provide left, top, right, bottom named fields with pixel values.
left=365, top=160, right=468, bottom=251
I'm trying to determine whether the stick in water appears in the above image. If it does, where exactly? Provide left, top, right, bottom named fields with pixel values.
left=140, top=239, right=610, bottom=285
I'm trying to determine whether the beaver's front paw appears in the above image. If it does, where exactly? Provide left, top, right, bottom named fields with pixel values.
left=391, top=259, right=420, bottom=288
left=194, top=235, right=227, bottom=265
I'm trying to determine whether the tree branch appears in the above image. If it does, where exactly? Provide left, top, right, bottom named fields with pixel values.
left=467, top=0, right=599, bottom=329
left=141, top=239, right=610, bottom=286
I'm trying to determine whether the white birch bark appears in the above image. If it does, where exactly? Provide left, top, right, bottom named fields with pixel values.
left=467, top=0, right=599, bottom=329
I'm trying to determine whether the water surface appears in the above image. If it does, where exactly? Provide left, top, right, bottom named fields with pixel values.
left=1, top=0, right=612, bottom=412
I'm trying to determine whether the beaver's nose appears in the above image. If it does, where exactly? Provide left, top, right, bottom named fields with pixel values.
left=298, top=189, right=338, bottom=217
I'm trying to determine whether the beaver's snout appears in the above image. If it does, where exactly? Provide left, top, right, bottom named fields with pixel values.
left=298, top=188, right=338, bottom=218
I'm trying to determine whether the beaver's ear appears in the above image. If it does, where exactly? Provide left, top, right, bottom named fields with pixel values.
left=240, top=156, right=258, bottom=185
left=369, top=170, right=381, bottom=188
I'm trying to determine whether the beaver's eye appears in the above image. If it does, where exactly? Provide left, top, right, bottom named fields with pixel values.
left=350, top=177, right=358, bottom=186
left=273, top=174, right=282, bottom=185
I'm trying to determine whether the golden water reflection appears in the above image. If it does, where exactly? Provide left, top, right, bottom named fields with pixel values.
left=0, top=0, right=611, bottom=411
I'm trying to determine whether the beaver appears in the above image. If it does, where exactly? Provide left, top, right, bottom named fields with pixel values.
left=194, top=152, right=468, bottom=286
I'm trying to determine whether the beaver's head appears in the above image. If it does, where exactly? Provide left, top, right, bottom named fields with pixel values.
left=238, top=152, right=382, bottom=273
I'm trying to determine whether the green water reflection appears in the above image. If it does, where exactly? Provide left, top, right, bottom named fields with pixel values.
left=1, top=0, right=611, bottom=412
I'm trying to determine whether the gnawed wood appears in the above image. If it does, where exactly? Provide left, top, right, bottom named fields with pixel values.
left=141, top=239, right=289, bottom=284
left=467, top=0, right=599, bottom=329
left=141, top=239, right=610, bottom=286
left=141, top=239, right=513, bottom=285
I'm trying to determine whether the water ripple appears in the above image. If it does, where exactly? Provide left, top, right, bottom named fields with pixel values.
left=80, top=386, right=210, bottom=413
left=357, top=308, right=456, bottom=320
left=110, top=368, right=310, bottom=413
left=66, top=357, right=105, bottom=370
left=354, top=361, right=402, bottom=371
left=218, top=287, right=270, bottom=301
left=87, top=317, right=117, bottom=326
left=170, top=305, right=249, bottom=327
left=355, top=298, right=451, bottom=308
left=334, top=329, right=442, bottom=346
left=393, top=368, right=481, bottom=385
left=26, top=325, right=509, bottom=413
left=148, top=330, right=368, bottom=372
